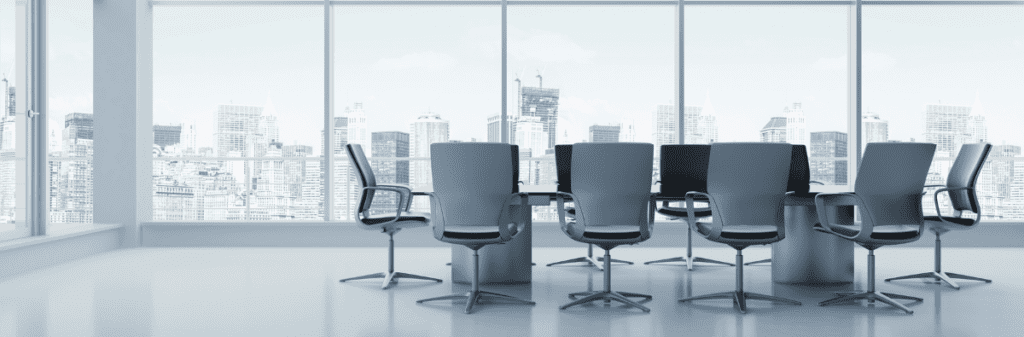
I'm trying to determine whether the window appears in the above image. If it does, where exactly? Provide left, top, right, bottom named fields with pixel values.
left=152, top=5, right=325, bottom=221
left=0, top=0, right=28, bottom=240
left=863, top=5, right=1024, bottom=220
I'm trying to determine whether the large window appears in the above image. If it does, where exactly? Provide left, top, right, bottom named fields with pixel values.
left=863, top=5, right=1024, bottom=220
left=153, top=5, right=325, bottom=221
left=0, top=0, right=28, bottom=240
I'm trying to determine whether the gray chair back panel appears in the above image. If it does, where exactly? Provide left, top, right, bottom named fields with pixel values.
left=855, top=143, right=936, bottom=225
left=571, top=143, right=653, bottom=228
left=430, top=143, right=513, bottom=227
left=946, top=143, right=991, bottom=213
left=659, top=145, right=710, bottom=198
left=346, top=144, right=376, bottom=214
left=707, top=143, right=792, bottom=228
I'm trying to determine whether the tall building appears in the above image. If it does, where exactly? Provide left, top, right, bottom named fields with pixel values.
left=809, top=131, right=848, bottom=185
left=515, top=116, right=547, bottom=158
left=520, top=86, right=559, bottom=150
left=760, top=117, right=787, bottom=143
left=620, top=120, right=636, bottom=142
left=216, top=104, right=263, bottom=157
left=409, top=113, right=449, bottom=211
left=862, top=112, right=888, bottom=144
left=181, top=119, right=198, bottom=155
left=370, top=131, right=410, bottom=215
left=924, top=103, right=974, bottom=158
left=154, top=124, right=182, bottom=149
left=346, top=103, right=369, bottom=149
left=653, top=104, right=677, bottom=153
left=53, top=113, right=95, bottom=224
left=683, top=94, right=720, bottom=145
left=588, top=124, right=621, bottom=143
left=784, top=103, right=809, bottom=147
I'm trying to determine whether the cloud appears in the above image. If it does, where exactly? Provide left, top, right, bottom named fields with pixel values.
left=371, top=51, right=457, bottom=71
left=512, top=32, right=596, bottom=64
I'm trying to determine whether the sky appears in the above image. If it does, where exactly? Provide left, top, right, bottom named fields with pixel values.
left=12, top=2, right=1024, bottom=156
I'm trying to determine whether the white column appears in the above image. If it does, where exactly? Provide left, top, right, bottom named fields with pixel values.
left=93, top=0, right=152, bottom=247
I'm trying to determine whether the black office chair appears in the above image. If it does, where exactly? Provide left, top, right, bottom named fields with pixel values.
left=547, top=144, right=634, bottom=270
left=556, top=143, right=657, bottom=312
left=644, top=145, right=733, bottom=270
left=744, top=144, right=823, bottom=266
left=416, top=143, right=535, bottom=314
left=816, top=142, right=936, bottom=314
left=886, top=143, right=993, bottom=290
left=339, top=144, right=443, bottom=289
left=678, top=143, right=802, bottom=314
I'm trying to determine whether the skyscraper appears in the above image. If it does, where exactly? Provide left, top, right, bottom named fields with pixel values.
left=520, top=86, right=559, bottom=150
left=924, top=103, right=974, bottom=158
left=516, top=116, right=547, bottom=157
left=784, top=103, right=809, bottom=147
left=54, top=113, right=95, bottom=223
left=862, top=112, right=888, bottom=144
left=589, top=124, right=621, bottom=143
left=653, top=104, right=677, bottom=152
left=809, top=131, right=848, bottom=185
left=409, top=113, right=449, bottom=211
left=154, top=124, right=182, bottom=149
left=216, top=104, right=263, bottom=157
left=760, top=117, right=787, bottom=143
left=370, top=131, right=410, bottom=215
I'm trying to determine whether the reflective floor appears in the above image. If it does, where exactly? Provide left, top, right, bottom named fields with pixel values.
left=0, top=246, right=1019, bottom=337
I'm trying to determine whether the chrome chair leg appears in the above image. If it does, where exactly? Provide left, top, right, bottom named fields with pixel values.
left=417, top=249, right=534, bottom=314
left=679, top=251, right=800, bottom=313
left=340, top=234, right=442, bottom=289
left=547, top=244, right=632, bottom=270
left=822, top=250, right=921, bottom=314
left=644, top=228, right=733, bottom=270
left=885, top=234, right=991, bottom=290
left=560, top=249, right=650, bottom=313
left=743, top=258, right=771, bottom=266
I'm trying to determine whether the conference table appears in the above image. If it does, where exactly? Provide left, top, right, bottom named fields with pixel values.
left=441, top=185, right=855, bottom=285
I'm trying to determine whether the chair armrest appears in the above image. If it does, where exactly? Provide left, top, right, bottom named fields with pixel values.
left=685, top=191, right=719, bottom=241
left=361, top=186, right=411, bottom=223
left=933, top=186, right=981, bottom=226
left=555, top=192, right=578, bottom=237
left=813, top=192, right=874, bottom=242
left=495, top=193, right=528, bottom=241
left=378, top=184, right=416, bottom=212
left=809, top=180, right=825, bottom=186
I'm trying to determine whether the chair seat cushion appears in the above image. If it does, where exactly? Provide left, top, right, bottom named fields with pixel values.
left=658, top=207, right=712, bottom=218
left=823, top=223, right=920, bottom=240
left=924, top=216, right=975, bottom=228
left=361, top=216, right=428, bottom=226
left=696, top=223, right=778, bottom=240
left=443, top=223, right=518, bottom=240
left=580, top=225, right=643, bottom=240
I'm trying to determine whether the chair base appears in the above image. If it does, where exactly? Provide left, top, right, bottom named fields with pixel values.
left=680, top=290, right=801, bottom=314
left=819, top=291, right=922, bottom=314
left=340, top=271, right=442, bottom=290
left=643, top=256, right=735, bottom=270
left=546, top=256, right=633, bottom=270
left=885, top=271, right=991, bottom=290
left=417, top=290, right=535, bottom=314
left=743, top=258, right=772, bottom=266
left=560, top=291, right=651, bottom=312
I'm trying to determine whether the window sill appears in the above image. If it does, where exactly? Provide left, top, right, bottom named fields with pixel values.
left=0, top=223, right=122, bottom=253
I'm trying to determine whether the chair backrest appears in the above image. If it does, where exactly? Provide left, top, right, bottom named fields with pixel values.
left=787, top=145, right=811, bottom=195
left=346, top=144, right=376, bottom=214
left=570, top=143, right=653, bottom=228
left=855, top=142, right=936, bottom=226
left=706, top=143, right=792, bottom=228
left=555, top=144, right=572, bottom=193
left=511, top=145, right=520, bottom=193
left=430, top=142, right=514, bottom=227
left=659, top=145, right=711, bottom=198
left=946, top=143, right=992, bottom=213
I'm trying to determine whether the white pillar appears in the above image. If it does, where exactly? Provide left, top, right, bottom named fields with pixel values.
left=93, top=0, right=152, bottom=247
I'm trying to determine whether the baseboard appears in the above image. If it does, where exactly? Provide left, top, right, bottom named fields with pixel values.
left=0, top=225, right=123, bottom=280
left=140, top=222, right=1024, bottom=248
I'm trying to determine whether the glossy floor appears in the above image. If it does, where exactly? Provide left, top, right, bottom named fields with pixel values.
left=0, top=247, right=1019, bottom=337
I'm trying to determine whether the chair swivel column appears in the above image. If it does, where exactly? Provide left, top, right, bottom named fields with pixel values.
left=547, top=244, right=633, bottom=270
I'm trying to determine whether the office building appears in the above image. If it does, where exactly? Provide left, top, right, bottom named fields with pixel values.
left=409, top=113, right=448, bottom=211
left=520, top=86, right=559, bottom=150
left=588, top=124, right=620, bottom=143
left=862, top=112, right=888, bottom=144
left=784, top=103, right=809, bottom=147
left=809, top=131, right=848, bottom=185
left=216, top=104, right=263, bottom=157
left=370, top=131, right=410, bottom=215
left=760, top=117, right=787, bottom=143
left=154, top=124, right=182, bottom=149
left=653, top=104, right=678, bottom=152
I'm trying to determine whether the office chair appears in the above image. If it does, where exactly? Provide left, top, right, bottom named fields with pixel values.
left=886, top=143, right=992, bottom=290
left=547, top=144, right=634, bottom=270
left=339, top=144, right=443, bottom=289
left=644, top=145, right=734, bottom=270
left=556, top=143, right=657, bottom=313
left=744, top=144, right=823, bottom=266
left=416, top=143, right=536, bottom=314
left=815, top=142, right=936, bottom=314
left=678, top=143, right=802, bottom=314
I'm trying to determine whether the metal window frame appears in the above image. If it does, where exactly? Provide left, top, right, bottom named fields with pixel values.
left=139, top=0, right=1024, bottom=226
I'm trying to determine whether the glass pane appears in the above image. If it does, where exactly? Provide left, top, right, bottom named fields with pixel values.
left=863, top=6, right=1024, bottom=220
left=46, top=0, right=93, bottom=230
left=153, top=6, right=325, bottom=221
left=0, top=0, right=28, bottom=240
left=685, top=6, right=850, bottom=188
left=508, top=6, right=675, bottom=221
left=334, top=6, right=500, bottom=219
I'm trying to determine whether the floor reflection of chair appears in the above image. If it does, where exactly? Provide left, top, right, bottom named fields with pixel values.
left=547, top=145, right=634, bottom=270
left=678, top=143, right=802, bottom=314
left=415, top=143, right=536, bottom=314
left=557, top=143, right=656, bottom=313
left=815, top=143, right=935, bottom=314
left=339, top=144, right=443, bottom=289
left=886, top=143, right=993, bottom=290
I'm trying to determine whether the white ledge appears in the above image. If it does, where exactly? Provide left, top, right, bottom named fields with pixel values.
left=0, top=223, right=123, bottom=252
